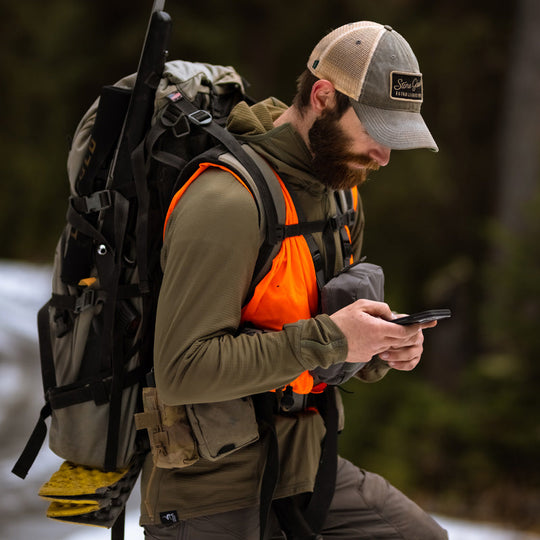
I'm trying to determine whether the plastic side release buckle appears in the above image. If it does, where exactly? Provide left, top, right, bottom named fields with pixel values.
left=328, top=214, right=349, bottom=230
left=83, top=190, right=112, bottom=213
left=74, top=289, right=95, bottom=313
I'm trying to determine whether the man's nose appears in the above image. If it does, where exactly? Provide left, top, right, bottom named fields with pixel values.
left=368, top=143, right=391, bottom=167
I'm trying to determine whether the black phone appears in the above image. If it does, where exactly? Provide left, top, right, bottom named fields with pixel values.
left=392, top=309, right=451, bottom=325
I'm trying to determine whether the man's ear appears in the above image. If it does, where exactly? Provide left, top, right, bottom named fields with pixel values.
left=310, top=79, right=337, bottom=114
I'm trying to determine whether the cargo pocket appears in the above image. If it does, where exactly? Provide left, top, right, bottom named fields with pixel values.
left=186, top=397, right=260, bottom=461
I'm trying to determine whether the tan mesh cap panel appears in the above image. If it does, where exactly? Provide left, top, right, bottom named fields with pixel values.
left=308, top=22, right=385, bottom=100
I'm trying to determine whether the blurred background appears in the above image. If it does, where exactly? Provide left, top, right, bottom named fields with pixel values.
left=1, top=0, right=539, bottom=536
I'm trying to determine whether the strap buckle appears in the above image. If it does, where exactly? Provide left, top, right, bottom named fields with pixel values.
left=74, top=289, right=95, bottom=313
left=75, top=190, right=112, bottom=213
left=188, top=109, right=213, bottom=126
left=328, top=214, right=349, bottom=230
left=85, top=190, right=112, bottom=213
left=161, top=102, right=190, bottom=138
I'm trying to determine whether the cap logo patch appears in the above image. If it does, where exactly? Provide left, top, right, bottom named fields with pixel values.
left=390, top=71, right=423, bottom=102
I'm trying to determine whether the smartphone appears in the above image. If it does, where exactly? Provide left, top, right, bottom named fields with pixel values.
left=392, top=309, right=451, bottom=326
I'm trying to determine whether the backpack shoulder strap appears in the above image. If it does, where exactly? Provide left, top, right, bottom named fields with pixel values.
left=163, top=93, right=283, bottom=246
left=177, top=144, right=286, bottom=298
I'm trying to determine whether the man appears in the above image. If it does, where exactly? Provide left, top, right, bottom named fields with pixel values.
left=141, top=22, right=448, bottom=539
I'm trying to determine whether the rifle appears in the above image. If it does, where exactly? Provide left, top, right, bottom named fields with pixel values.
left=96, top=0, right=172, bottom=474
left=107, top=0, right=171, bottom=191
left=93, top=3, right=172, bottom=539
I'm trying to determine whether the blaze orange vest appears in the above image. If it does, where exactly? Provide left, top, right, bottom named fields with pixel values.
left=164, top=162, right=357, bottom=395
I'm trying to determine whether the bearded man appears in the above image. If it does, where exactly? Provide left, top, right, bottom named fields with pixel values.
left=141, top=21, right=447, bottom=540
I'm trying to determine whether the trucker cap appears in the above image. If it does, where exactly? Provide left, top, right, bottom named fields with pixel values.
left=308, top=22, right=438, bottom=152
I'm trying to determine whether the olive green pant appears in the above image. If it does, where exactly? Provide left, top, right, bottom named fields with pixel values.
left=143, top=457, right=448, bottom=539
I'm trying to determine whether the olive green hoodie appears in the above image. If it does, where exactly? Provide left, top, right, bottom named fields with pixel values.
left=140, top=98, right=388, bottom=525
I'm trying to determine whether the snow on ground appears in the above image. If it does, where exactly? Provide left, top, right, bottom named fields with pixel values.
left=57, top=511, right=540, bottom=540
left=1, top=259, right=539, bottom=540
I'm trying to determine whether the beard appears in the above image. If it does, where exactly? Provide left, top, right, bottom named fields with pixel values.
left=308, top=108, right=380, bottom=190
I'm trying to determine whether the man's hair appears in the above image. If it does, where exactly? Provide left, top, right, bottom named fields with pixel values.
left=292, top=69, right=351, bottom=117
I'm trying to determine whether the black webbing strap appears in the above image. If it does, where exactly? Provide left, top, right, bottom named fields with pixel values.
left=252, top=391, right=338, bottom=539
left=37, top=300, right=57, bottom=392
left=304, top=235, right=326, bottom=293
left=96, top=191, right=131, bottom=472
left=270, top=389, right=338, bottom=539
left=284, top=186, right=327, bottom=291
left=278, top=220, right=326, bottom=239
left=11, top=403, right=51, bottom=479
left=252, top=393, right=280, bottom=540
left=50, top=284, right=140, bottom=314
left=143, top=99, right=190, bottom=171
left=11, top=301, right=56, bottom=479
left=66, top=199, right=112, bottom=254
left=334, top=190, right=356, bottom=267
left=322, top=221, right=337, bottom=284
left=111, top=508, right=125, bottom=540
left=165, top=94, right=281, bottom=247
left=303, top=388, right=339, bottom=532
left=47, top=367, right=143, bottom=410
left=272, top=496, right=322, bottom=540
left=131, top=137, right=152, bottom=294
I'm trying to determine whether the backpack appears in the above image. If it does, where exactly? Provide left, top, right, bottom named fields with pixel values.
left=11, top=4, right=287, bottom=537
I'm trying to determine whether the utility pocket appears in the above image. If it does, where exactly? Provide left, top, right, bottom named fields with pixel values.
left=313, top=261, right=385, bottom=385
left=186, top=397, right=260, bottom=461
left=134, top=387, right=199, bottom=469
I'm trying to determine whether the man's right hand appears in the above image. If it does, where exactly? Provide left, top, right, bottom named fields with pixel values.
left=329, top=299, right=436, bottom=370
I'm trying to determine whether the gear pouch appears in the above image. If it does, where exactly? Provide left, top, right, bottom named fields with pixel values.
left=186, top=397, right=259, bottom=461
left=134, top=387, right=199, bottom=469
left=313, top=262, right=384, bottom=385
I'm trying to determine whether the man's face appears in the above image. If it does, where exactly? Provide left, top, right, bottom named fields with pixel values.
left=308, top=105, right=391, bottom=190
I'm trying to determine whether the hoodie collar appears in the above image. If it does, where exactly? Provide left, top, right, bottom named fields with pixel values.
left=226, top=98, right=328, bottom=196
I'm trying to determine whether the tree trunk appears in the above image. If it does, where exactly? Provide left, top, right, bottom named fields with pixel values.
left=496, top=0, right=540, bottom=235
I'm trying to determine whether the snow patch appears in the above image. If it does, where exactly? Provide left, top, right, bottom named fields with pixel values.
left=2, top=259, right=539, bottom=540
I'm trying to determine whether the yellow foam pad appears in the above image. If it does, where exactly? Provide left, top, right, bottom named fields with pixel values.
left=39, top=461, right=129, bottom=498
left=46, top=500, right=101, bottom=518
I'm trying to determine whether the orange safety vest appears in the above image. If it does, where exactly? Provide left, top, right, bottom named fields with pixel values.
left=164, top=161, right=357, bottom=395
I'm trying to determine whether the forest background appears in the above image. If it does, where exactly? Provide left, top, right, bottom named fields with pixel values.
left=1, top=0, right=539, bottom=534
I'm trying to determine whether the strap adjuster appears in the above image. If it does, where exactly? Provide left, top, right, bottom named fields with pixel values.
left=328, top=214, right=349, bottom=230
left=188, top=109, right=213, bottom=126
left=274, top=224, right=286, bottom=243
left=160, top=102, right=190, bottom=138
left=74, top=289, right=95, bottom=313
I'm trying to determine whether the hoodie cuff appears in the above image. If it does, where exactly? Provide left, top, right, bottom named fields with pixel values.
left=284, top=314, right=348, bottom=371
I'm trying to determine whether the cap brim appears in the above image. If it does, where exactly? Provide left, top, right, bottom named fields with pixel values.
left=351, top=101, right=439, bottom=152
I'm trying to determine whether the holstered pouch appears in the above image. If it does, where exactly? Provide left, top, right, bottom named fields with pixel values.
left=321, top=261, right=384, bottom=315
left=134, top=387, right=199, bottom=469
left=313, top=262, right=385, bottom=385
left=185, top=397, right=260, bottom=461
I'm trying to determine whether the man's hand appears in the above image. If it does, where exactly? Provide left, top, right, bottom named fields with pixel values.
left=329, top=299, right=437, bottom=370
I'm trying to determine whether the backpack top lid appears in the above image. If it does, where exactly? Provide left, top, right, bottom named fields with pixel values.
left=67, top=60, right=248, bottom=196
